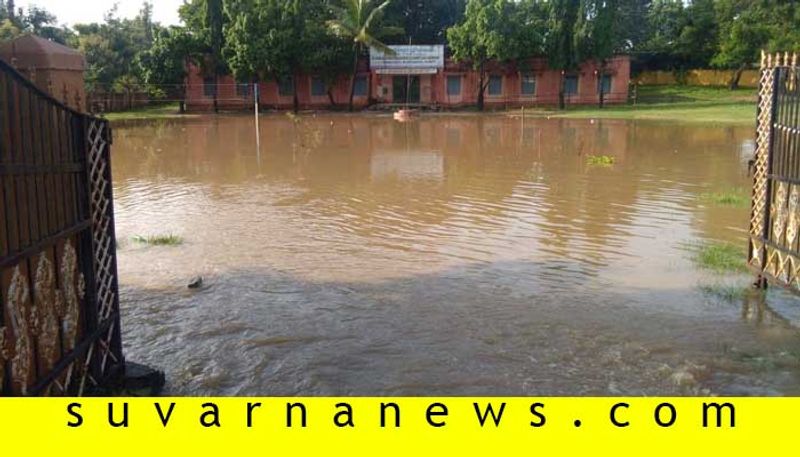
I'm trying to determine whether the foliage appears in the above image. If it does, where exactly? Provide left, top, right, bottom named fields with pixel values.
left=136, top=26, right=202, bottom=90
left=690, top=241, right=748, bottom=274
left=383, top=0, right=465, bottom=44
left=327, top=0, right=403, bottom=110
left=699, top=188, right=749, bottom=207
left=71, top=3, right=158, bottom=91
left=545, top=0, right=581, bottom=72
left=3, top=0, right=800, bottom=113
left=225, top=0, right=300, bottom=82
left=0, top=2, right=72, bottom=44
left=586, top=155, right=615, bottom=166
left=698, top=283, right=748, bottom=303
left=447, top=0, right=544, bottom=110
left=132, top=234, right=184, bottom=246
left=0, top=18, right=20, bottom=42
left=225, top=0, right=352, bottom=112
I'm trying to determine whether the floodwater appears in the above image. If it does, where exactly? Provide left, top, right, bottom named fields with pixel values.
left=111, top=113, right=800, bottom=396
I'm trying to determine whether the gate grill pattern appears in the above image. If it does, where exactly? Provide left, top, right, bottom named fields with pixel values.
left=749, top=52, right=800, bottom=291
left=0, top=58, right=123, bottom=396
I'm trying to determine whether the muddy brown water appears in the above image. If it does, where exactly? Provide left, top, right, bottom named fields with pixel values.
left=112, top=114, right=800, bottom=396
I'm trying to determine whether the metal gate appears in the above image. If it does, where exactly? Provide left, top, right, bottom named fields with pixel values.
left=0, top=58, right=123, bottom=395
left=749, top=51, right=800, bottom=292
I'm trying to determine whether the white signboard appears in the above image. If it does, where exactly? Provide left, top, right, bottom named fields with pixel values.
left=370, top=45, right=445, bottom=74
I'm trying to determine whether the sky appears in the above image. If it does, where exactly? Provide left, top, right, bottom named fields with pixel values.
left=17, top=0, right=184, bottom=26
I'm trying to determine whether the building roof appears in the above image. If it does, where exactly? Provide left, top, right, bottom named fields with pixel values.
left=0, top=34, right=85, bottom=71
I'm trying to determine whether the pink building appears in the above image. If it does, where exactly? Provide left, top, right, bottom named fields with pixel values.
left=184, top=53, right=630, bottom=112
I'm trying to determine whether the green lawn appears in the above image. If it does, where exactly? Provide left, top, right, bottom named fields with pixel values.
left=102, top=103, right=196, bottom=122
left=101, top=86, right=759, bottom=125
left=522, top=85, right=758, bottom=124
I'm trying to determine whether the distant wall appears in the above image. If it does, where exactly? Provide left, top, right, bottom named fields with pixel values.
left=87, top=90, right=152, bottom=113
left=633, top=69, right=760, bottom=88
left=185, top=55, right=632, bottom=112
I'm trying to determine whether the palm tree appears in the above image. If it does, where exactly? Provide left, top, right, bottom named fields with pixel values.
left=327, top=0, right=402, bottom=111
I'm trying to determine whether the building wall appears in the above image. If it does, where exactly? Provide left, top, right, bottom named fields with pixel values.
left=185, top=55, right=631, bottom=111
left=13, top=67, right=85, bottom=112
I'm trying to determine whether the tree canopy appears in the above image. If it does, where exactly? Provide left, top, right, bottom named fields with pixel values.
left=0, top=0, right=798, bottom=99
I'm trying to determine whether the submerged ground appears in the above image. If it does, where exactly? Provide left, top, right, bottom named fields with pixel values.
left=111, top=114, right=800, bottom=395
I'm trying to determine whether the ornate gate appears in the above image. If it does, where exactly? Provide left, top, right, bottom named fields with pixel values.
left=0, top=59, right=123, bottom=395
left=749, top=51, right=800, bottom=292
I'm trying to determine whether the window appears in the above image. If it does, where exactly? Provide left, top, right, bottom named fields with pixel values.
left=353, top=76, right=367, bottom=96
left=521, top=73, right=536, bottom=96
left=311, top=77, right=327, bottom=97
left=447, top=75, right=462, bottom=96
left=564, top=75, right=579, bottom=95
left=203, top=77, right=216, bottom=97
left=488, top=75, right=502, bottom=96
left=600, top=74, right=612, bottom=94
left=278, top=77, right=294, bottom=96
left=237, top=82, right=251, bottom=98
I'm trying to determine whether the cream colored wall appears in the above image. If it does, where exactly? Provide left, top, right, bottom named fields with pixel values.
left=634, top=69, right=760, bottom=88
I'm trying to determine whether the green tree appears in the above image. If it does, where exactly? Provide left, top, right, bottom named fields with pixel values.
left=713, top=0, right=800, bottom=89
left=74, top=32, right=121, bottom=89
left=72, top=3, right=163, bottom=92
left=384, top=0, right=465, bottom=44
left=226, top=0, right=301, bottom=112
left=179, top=0, right=229, bottom=109
left=300, top=14, right=352, bottom=108
left=677, top=0, right=718, bottom=68
left=0, top=3, right=72, bottom=44
left=573, top=0, right=623, bottom=107
left=713, top=0, right=771, bottom=89
left=447, top=0, right=538, bottom=110
left=136, top=26, right=202, bottom=111
left=0, top=18, right=21, bottom=42
left=327, top=0, right=402, bottom=111
left=205, top=0, right=225, bottom=75
left=546, top=0, right=581, bottom=109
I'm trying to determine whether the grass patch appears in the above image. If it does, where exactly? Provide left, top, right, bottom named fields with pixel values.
left=102, top=103, right=196, bottom=123
left=587, top=155, right=615, bottom=166
left=132, top=234, right=183, bottom=246
left=699, top=284, right=748, bottom=303
left=699, top=188, right=750, bottom=207
left=519, top=85, right=757, bottom=124
left=689, top=241, right=748, bottom=274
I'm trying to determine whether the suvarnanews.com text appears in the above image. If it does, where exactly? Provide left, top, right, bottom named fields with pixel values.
left=63, top=400, right=736, bottom=430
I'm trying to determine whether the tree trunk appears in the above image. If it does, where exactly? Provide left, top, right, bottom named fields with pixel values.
left=559, top=72, right=565, bottom=110
left=729, top=64, right=747, bottom=90
left=179, top=83, right=186, bottom=114
left=367, top=72, right=373, bottom=107
left=327, top=87, right=336, bottom=109
left=598, top=61, right=606, bottom=109
left=292, top=72, right=299, bottom=114
left=477, top=64, right=485, bottom=111
left=348, top=47, right=359, bottom=112
left=213, top=74, right=219, bottom=113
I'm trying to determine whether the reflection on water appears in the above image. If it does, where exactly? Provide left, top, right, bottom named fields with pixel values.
left=112, top=114, right=800, bottom=395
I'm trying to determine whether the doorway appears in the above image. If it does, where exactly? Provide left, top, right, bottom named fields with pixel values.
left=393, top=75, right=420, bottom=104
